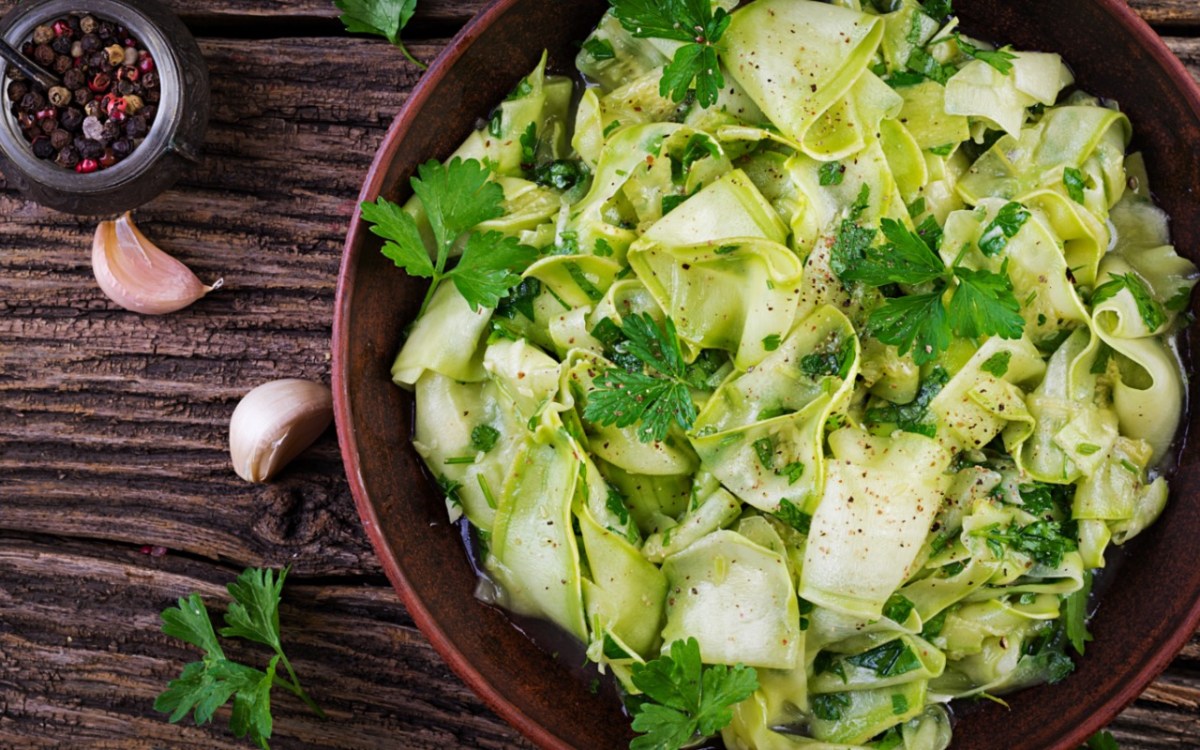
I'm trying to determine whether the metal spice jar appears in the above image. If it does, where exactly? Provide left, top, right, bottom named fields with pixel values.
left=4, top=9, right=161, bottom=172
left=0, top=0, right=209, bottom=215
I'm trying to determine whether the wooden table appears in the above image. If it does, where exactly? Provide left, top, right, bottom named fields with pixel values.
left=0, top=1, right=1196, bottom=748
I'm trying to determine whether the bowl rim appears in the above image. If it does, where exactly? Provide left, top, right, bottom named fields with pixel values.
left=332, top=1, right=1200, bottom=748
left=332, top=1, right=576, bottom=747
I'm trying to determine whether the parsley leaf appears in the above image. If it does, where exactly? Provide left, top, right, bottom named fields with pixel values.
left=775, top=499, right=812, bottom=534
left=584, top=37, right=616, bottom=61
left=981, top=350, right=1012, bottom=377
left=906, top=47, right=955, bottom=85
left=519, top=122, right=538, bottom=168
left=811, top=693, right=851, bottom=721
left=883, top=593, right=916, bottom=623
left=471, top=424, right=500, bottom=452
left=920, top=0, right=953, bottom=22
left=840, top=218, right=1025, bottom=362
left=841, top=219, right=946, bottom=287
left=1091, top=273, right=1167, bottom=331
left=976, top=520, right=1078, bottom=568
left=413, top=158, right=505, bottom=256
left=1017, top=481, right=1073, bottom=517
left=866, top=366, right=949, bottom=436
left=949, top=263, right=1025, bottom=340
left=1063, top=167, right=1088, bottom=204
left=829, top=220, right=878, bottom=279
left=800, top=335, right=855, bottom=380
left=583, top=313, right=699, bottom=443
left=978, top=202, right=1031, bottom=257
left=869, top=292, right=951, bottom=364
left=447, top=231, right=538, bottom=310
left=334, top=0, right=424, bottom=69
left=495, top=277, right=541, bottom=322
left=610, top=0, right=731, bottom=108
left=155, top=569, right=325, bottom=749
left=953, top=33, right=1016, bottom=74
left=630, top=638, right=758, bottom=750
left=819, top=161, right=846, bottom=186
left=846, top=640, right=921, bottom=678
left=363, top=158, right=537, bottom=316
left=1083, top=730, right=1121, bottom=750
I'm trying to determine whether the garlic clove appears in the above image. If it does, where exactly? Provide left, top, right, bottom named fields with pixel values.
left=92, top=211, right=222, bottom=314
left=229, top=379, right=334, bottom=483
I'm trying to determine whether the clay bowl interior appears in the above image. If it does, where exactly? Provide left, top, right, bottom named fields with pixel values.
left=332, top=1, right=1200, bottom=748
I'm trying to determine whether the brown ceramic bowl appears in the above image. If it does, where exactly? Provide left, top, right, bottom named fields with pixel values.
left=332, top=1, right=1200, bottom=748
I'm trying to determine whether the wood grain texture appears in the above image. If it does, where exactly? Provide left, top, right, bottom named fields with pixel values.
left=1129, top=0, right=1200, bottom=27
left=0, top=1, right=1195, bottom=749
left=0, top=0, right=490, bottom=26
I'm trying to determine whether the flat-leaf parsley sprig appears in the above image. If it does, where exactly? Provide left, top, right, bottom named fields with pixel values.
left=154, top=567, right=325, bottom=749
left=334, top=0, right=426, bottom=69
left=628, top=637, right=758, bottom=750
left=608, top=0, right=732, bottom=108
left=834, top=217, right=1025, bottom=364
left=583, top=312, right=701, bottom=443
left=361, top=157, right=538, bottom=318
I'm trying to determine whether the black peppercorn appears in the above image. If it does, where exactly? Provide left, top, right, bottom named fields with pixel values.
left=7, top=80, right=29, bottom=103
left=32, top=137, right=56, bottom=159
left=111, top=137, right=133, bottom=158
left=39, top=117, right=58, bottom=134
left=63, top=69, right=85, bottom=90
left=55, top=144, right=80, bottom=168
left=124, top=114, right=148, bottom=138
left=141, top=104, right=157, bottom=122
left=80, top=33, right=100, bottom=54
left=59, top=106, right=84, bottom=131
left=100, top=119, right=121, bottom=142
left=33, top=44, right=56, bottom=66
left=53, top=55, right=73, bottom=75
left=115, top=80, right=135, bottom=96
left=76, top=137, right=103, bottom=159
left=4, top=66, right=25, bottom=81
left=68, top=15, right=82, bottom=33
left=73, top=87, right=92, bottom=106
left=144, top=88, right=159, bottom=104
left=50, top=128, right=71, bottom=150
left=140, top=71, right=158, bottom=90
left=97, top=22, right=115, bottom=40
left=51, top=35, right=72, bottom=56
left=20, top=91, right=45, bottom=111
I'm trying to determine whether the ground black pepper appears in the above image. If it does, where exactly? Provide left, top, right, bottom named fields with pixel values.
left=7, top=13, right=161, bottom=172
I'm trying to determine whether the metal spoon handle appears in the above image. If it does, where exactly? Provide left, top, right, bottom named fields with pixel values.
left=0, top=38, right=61, bottom=91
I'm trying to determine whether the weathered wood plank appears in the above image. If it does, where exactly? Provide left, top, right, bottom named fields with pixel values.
left=0, top=0, right=490, bottom=28
left=0, top=536, right=532, bottom=750
left=1166, top=37, right=1200, bottom=83
left=1129, top=0, right=1200, bottom=27
left=0, top=37, right=435, bottom=576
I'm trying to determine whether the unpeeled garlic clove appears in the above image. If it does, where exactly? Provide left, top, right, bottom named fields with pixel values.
left=229, top=379, right=334, bottom=483
left=92, top=211, right=222, bottom=314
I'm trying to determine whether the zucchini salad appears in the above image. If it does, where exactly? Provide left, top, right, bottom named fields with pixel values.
left=363, top=1, right=1197, bottom=747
